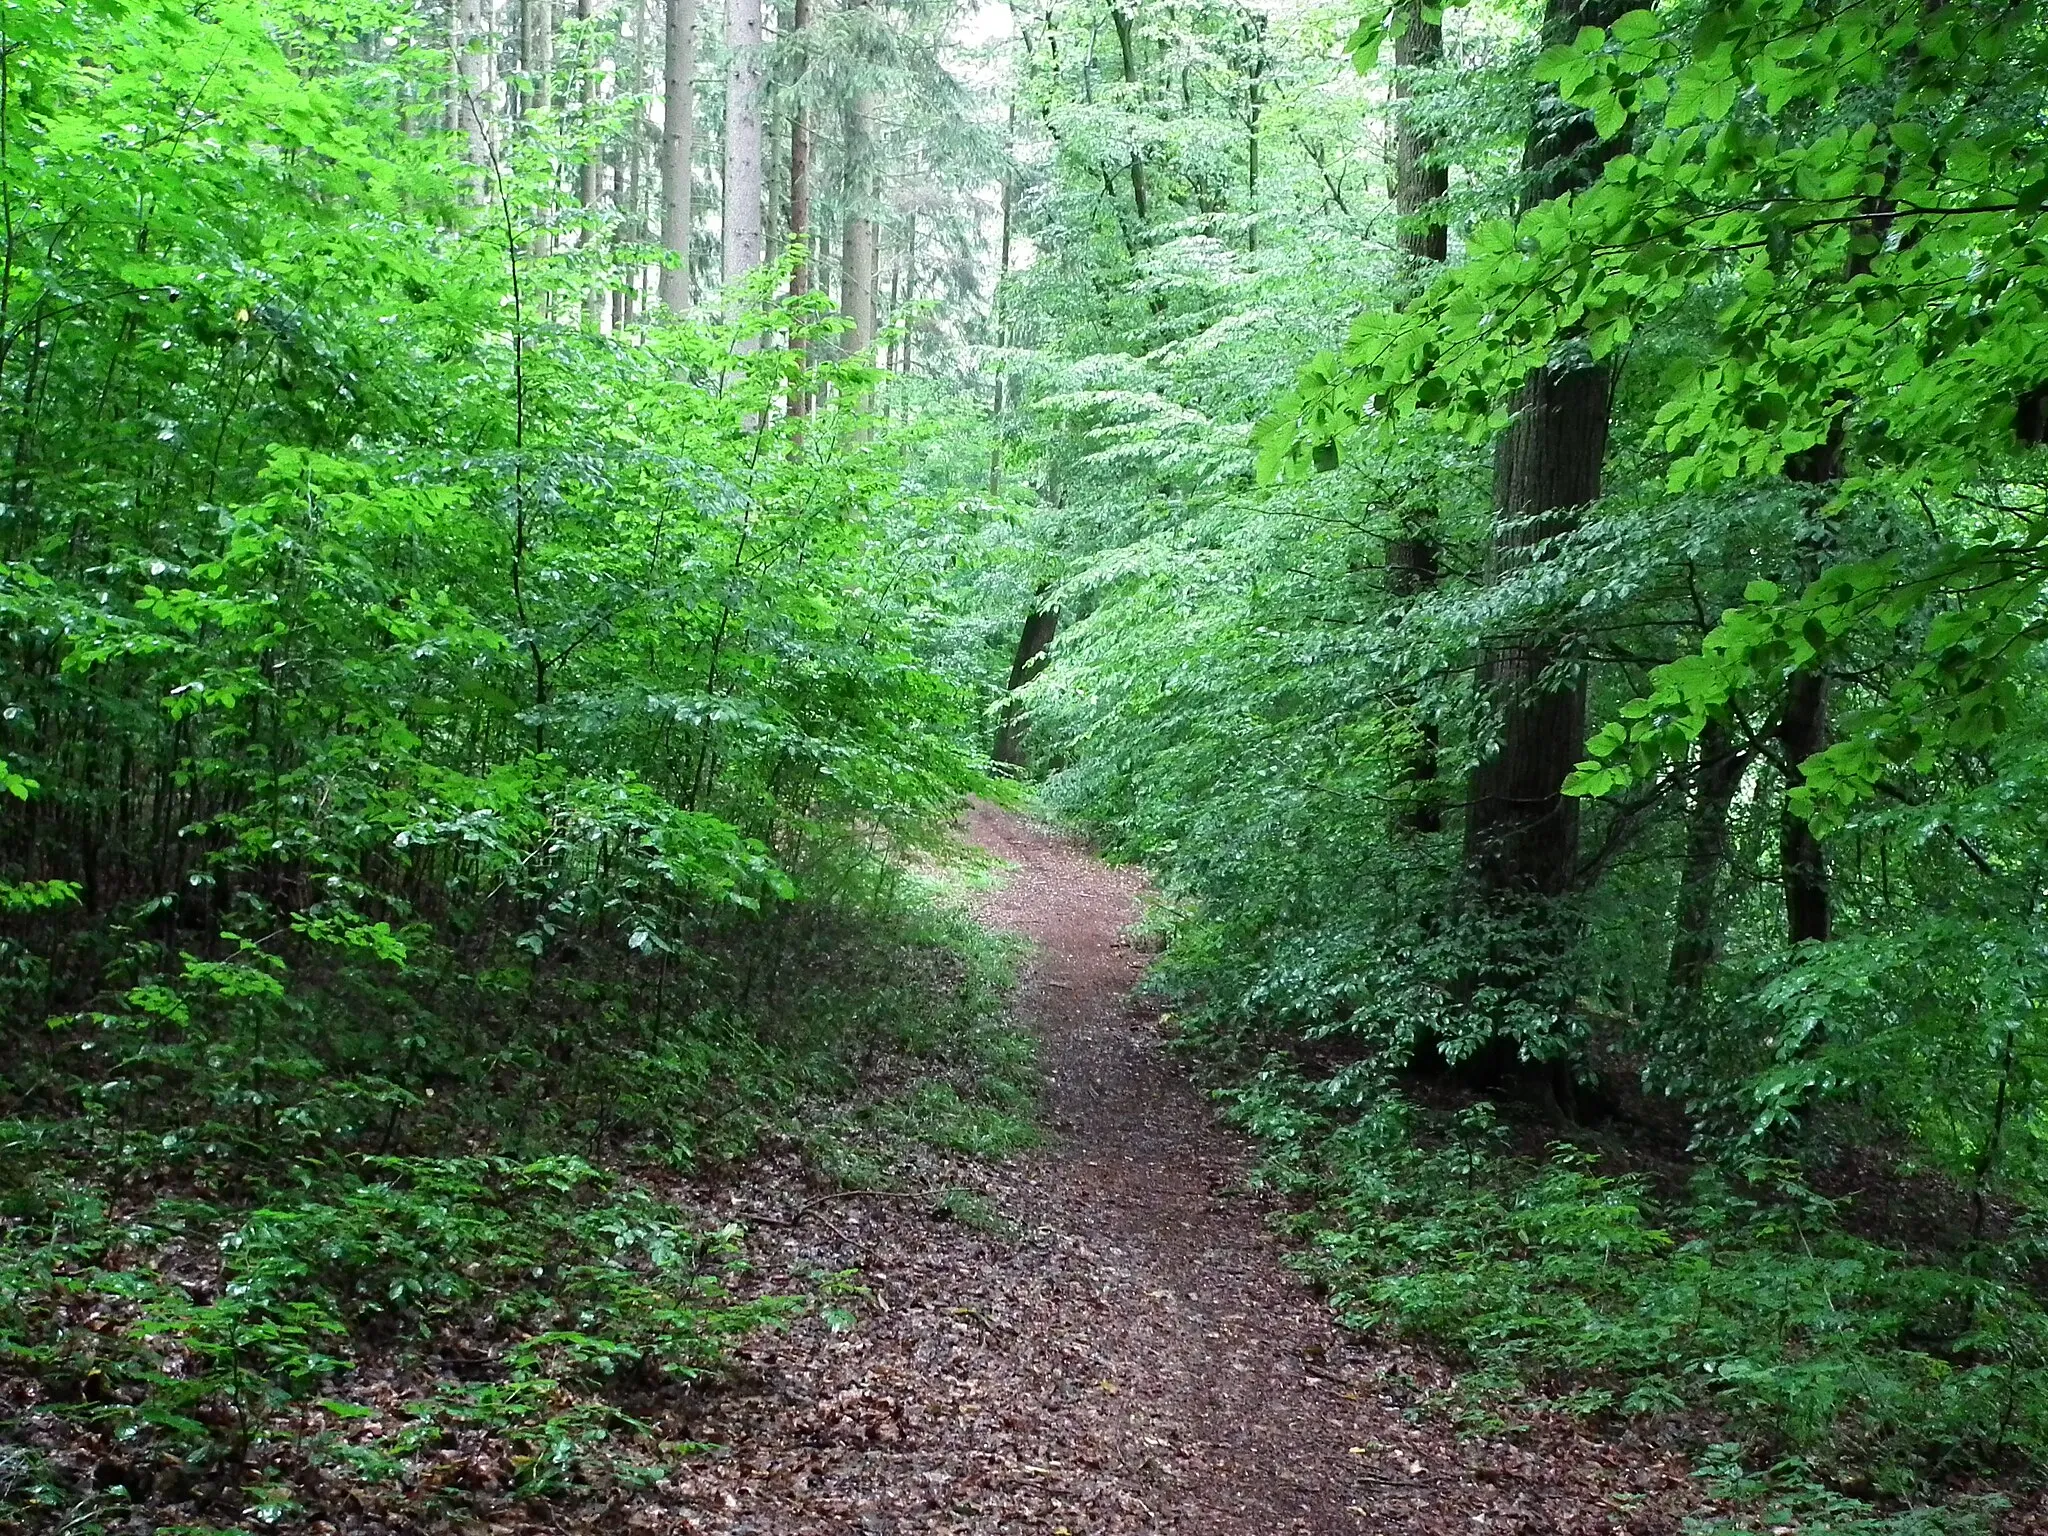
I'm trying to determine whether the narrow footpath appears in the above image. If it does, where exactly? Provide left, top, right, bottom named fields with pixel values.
left=666, top=807, right=1693, bottom=1534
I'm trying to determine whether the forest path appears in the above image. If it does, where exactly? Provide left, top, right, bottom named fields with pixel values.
left=671, top=806, right=1687, bottom=1534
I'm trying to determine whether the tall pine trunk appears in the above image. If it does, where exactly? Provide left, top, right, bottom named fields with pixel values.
left=721, top=0, right=765, bottom=285
left=530, top=0, right=555, bottom=262
left=659, top=0, right=694, bottom=310
left=840, top=24, right=878, bottom=360
left=1778, top=425, right=1845, bottom=948
left=784, top=0, right=812, bottom=412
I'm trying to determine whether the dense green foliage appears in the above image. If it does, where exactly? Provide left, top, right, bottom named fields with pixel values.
left=986, top=0, right=2048, bottom=1520
left=17, top=0, right=2048, bottom=1525
left=0, top=0, right=1030, bottom=1527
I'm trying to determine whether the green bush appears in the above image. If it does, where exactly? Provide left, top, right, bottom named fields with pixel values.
left=1226, top=1074, right=2048, bottom=1498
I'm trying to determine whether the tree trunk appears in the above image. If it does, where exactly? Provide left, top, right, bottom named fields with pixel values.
left=993, top=601, right=1060, bottom=770
left=1463, top=0, right=1625, bottom=897
left=1665, top=719, right=1747, bottom=1010
left=1109, top=3, right=1148, bottom=221
left=1780, top=668, right=1831, bottom=944
left=1778, top=433, right=1841, bottom=948
left=458, top=0, right=492, bottom=174
left=787, top=0, right=811, bottom=292
left=840, top=57, right=877, bottom=357
left=721, top=0, right=766, bottom=285
left=1465, top=363, right=1610, bottom=895
left=659, top=0, right=695, bottom=310
left=989, top=114, right=1013, bottom=493
left=1385, top=0, right=1446, bottom=834
left=530, top=0, right=555, bottom=261
left=578, top=0, right=605, bottom=329
left=1244, top=12, right=1265, bottom=250
left=1392, top=0, right=1446, bottom=273
left=784, top=0, right=812, bottom=412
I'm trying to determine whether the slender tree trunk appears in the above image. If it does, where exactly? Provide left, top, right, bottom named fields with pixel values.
left=531, top=0, right=555, bottom=261
left=993, top=600, right=1060, bottom=769
left=1665, top=719, right=1747, bottom=1009
left=458, top=0, right=492, bottom=176
left=1244, top=12, right=1264, bottom=250
left=446, top=0, right=464, bottom=134
left=901, top=212, right=916, bottom=376
left=786, top=0, right=811, bottom=294
left=1780, top=665, right=1832, bottom=943
left=721, top=0, right=766, bottom=285
left=989, top=119, right=1014, bottom=493
left=1777, top=419, right=1846, bottom=949
left=1464, top=0, right=1626, bottom=897
left=1386, top=0, right=1446, bottom=834
left=660, top=0, right=695, bottom=310
left=784, top=0, right=812, bottom=411
left=840, top=57, right=877, bottom=357
left=1109, top=3, right=1148, bottom=221
left=579, top=0, right=605, bottom=329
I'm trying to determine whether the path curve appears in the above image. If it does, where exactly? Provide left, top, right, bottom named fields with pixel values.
left=672, top=807, right=1690, bottom=1534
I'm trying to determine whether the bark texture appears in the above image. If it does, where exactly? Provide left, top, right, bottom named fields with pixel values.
left=1665, top=720, right=1747, bottom=1009
left=660, top=0, right=695, bottom=311
left=993, top=602, right=1060, bottom=770
left=578, top=0, right=605, bottom=330
left=1780, top=434, right=1840, bottom=947
left=721, top=0, right=766, bottom=284
left=1391, top=0, right=1446, bottom=271
left=1463, top=0, right=1626, bottom=897
left=840, top=53, right=878, bottom=356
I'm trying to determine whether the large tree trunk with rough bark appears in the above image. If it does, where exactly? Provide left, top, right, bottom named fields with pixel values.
left=1465, top=363, right=1610, bottom=895
left=1392, top=0, right=1446, bottom=272
left=659, top=0, right=695, bottom=310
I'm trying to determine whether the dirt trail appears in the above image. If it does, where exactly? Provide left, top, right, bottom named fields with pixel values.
left=671, top=807, right=1690, bottom=1533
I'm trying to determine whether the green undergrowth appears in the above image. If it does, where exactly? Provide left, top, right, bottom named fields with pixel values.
left=804, top=892, right=1039, bottom=1188
left=0, top=882, right=1027, bottom=1536
left=1222, top=1063, right=2048, bottom=1534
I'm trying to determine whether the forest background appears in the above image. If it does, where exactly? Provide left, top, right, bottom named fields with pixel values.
left=4, top=0, right=2048, bottom=1531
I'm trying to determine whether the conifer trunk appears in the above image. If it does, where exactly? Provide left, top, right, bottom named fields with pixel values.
left=840, top=35, right=878, bottom=358
left=659, top=0, right=695, bottom=310
left=993, top=601, right=1060, bottom=769
left=721, top=0, right=766, bottom=284
left=1666, top=719, right=1747, bottom=1009
left=787, top=0, right=811, bottom=292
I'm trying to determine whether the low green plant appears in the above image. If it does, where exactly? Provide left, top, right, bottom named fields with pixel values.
left=1224, top=1071, right=2048, bottom=1501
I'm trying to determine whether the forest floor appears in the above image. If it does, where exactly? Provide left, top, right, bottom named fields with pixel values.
left=660, top=806, right=1703, bottom=1534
